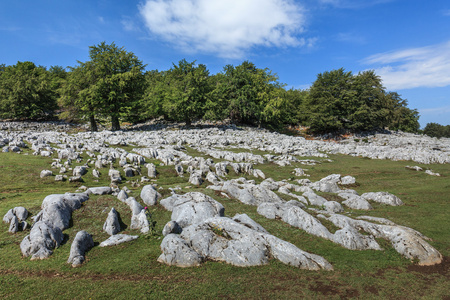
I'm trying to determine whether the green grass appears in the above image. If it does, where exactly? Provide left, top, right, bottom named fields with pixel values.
left=0, top=147, right=449, bottom=299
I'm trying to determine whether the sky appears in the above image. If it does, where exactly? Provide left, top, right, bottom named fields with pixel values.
left=1, top=0, right=449, bottom=128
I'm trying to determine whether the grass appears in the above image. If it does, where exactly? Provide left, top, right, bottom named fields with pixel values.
left=0, top=143, right=449, bottom=299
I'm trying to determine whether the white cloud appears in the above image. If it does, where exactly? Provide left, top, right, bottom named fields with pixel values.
left=363, top=41, right=450, bottom=90
left=121, top=17, right=140, bottom=32
left=138, top=0, right=307, bottom=58
left=442, top=9, right=450, bottom=16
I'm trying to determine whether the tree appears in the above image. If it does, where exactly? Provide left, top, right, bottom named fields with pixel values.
left=161, top=59, right=211, bottom=126
left=304, top=68, right=420, bottom=134
left=386, top=92, right=420, bottom=133
left=304, top=68, right=355, bottom=133
left=423, top=122, right=450, bottom=138
left=59, top=42, right=146, bottom=131
left=59, top=62, right=99, bottom=130
left=208, top=61, right=285, bottom=127
left=0, top=61, right=58, bottom=120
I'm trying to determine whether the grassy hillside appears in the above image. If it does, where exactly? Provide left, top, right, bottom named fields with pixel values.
left=0, top=144, right=448, bottom=299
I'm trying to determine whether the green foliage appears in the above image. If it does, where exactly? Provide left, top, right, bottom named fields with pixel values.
left=163, top=59, right=212, bottom=125
left=423, top=122, right=450, bottom=138
left=0, top=61, right=59, bottom=120
left=304, top=68, right=420, bottom=134
left=208, top=61, right=286, bottom=127
left=58, top=42, right=146, bottom=131
left=2, top=51, right=422, bottom=133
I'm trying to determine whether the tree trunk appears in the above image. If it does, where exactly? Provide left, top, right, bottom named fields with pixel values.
left=89, top=115, right=98, bottom=132
left=111, top=115, right=120, bottom=131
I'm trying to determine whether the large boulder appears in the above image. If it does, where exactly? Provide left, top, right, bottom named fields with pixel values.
left=166, top=192, right=225, bottom=228
left=157, top=234, right=204, bottom=267
left=20, top=221, right=63, bottom=260
left=325, top=214, right=443, bottom=266
left=73, top=166, right=88, bottom=177
left=159, top=216, right=333, bottom=270
left=39, top=193, right=89, bottom=230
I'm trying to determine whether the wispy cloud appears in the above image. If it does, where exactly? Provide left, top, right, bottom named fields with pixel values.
left=362, top=41, right=450, bottom=90
left=0, top=26, right=21, bottom=32
left=335, top=32, right=366, bottom=44
left=442, top=9, right=450, bottom=16
left=121, top=16, right=140, bottom=32
left=138, top=0, right=308, bottom=58
left=318, top=0, right=395, bottom=9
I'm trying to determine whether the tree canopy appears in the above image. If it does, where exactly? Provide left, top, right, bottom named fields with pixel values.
left=0, top=61, right=59, bottom=120
left=59, top=42, right=146, bottom=131
left=1, top=43, right=424, bottom=135
left=304, top=68, right=420, bottom=133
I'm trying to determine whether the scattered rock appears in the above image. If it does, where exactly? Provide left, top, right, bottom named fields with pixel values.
left=40, top=170, right=53, bottom=178
left=67, top=231, right=94, bottom=267
left=140, top=185, right=161, bottom=206
left=99, top=234, right=139, bottom=247
left=103, top=208, right=121, bottom=235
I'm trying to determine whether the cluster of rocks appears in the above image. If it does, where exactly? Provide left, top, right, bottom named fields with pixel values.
left=204, top=174, right=441, bottom=266
left=4, top=184, right=161, bottom=267
left=2, top=124, right=449, bottom=166
left=1, top=122, right=447, bottom=270
left=405, top=165, right=441, bottom=176
left=158, top=192, right=333, bottom=270
left=3, top=207, right=29, bottom=233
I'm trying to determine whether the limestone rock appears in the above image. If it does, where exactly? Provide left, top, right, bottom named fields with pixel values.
left=99, top=234, right=139, bottom=247
left=20, top=221, right=63, bottom=260
left=147, top=163, right=157, bottom=178
left=87, top=186, right=112, bottom=195
left=169, top=192, right=225, bottom=228
left=130, top=210, right=149, bottom=233
left=117, top=189, right=128, bottom=202
left=67, top=231, right=94, bottom=267
left=361, top=192, right=404, bottom=206
left=40, top=170, right=53, bottom=178
left=339, top=192, right=373, bottom=210
left=162, top=220, right=183, bottom=236
left=73, top=166, right=88, bottom=177
left=103, top=208, right=121, bottom=235
left=125, top=197, right=144, bottom=216
left=157, top=234, right=204, bottom=267
left=140, top=185, right=161, bottom=206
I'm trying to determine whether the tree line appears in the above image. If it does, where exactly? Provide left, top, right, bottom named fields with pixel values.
left=0, top=41, right=424, bottom=134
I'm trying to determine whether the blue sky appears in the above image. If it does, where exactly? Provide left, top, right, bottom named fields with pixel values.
left=1, top=0, right=449, bottom=127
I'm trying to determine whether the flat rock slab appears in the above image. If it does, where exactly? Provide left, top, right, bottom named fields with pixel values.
left=99, top=234, right=139, bottom=247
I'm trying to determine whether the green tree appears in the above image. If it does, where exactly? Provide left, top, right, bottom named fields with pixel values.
left=386, top=92, right=420, bottom=133
left=423, top=122, right=450, bottom=138
left=208, top=61, right=285, bottom=127
left=59, top=42, right=146, bottom=131
left=0, top=61, right=58, bottom=120
left=304, top=68, right=420, bottom=134
left=349, top=70, right=390, bottom=130
left=305, top=68, right=355, bottom=133
left=59, top=62, right=99, bottom=130
left=161, top=59, right=211, bottom=126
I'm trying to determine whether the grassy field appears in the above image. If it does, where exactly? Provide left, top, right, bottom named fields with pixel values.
left=0, top=143, right=449, bottom=299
